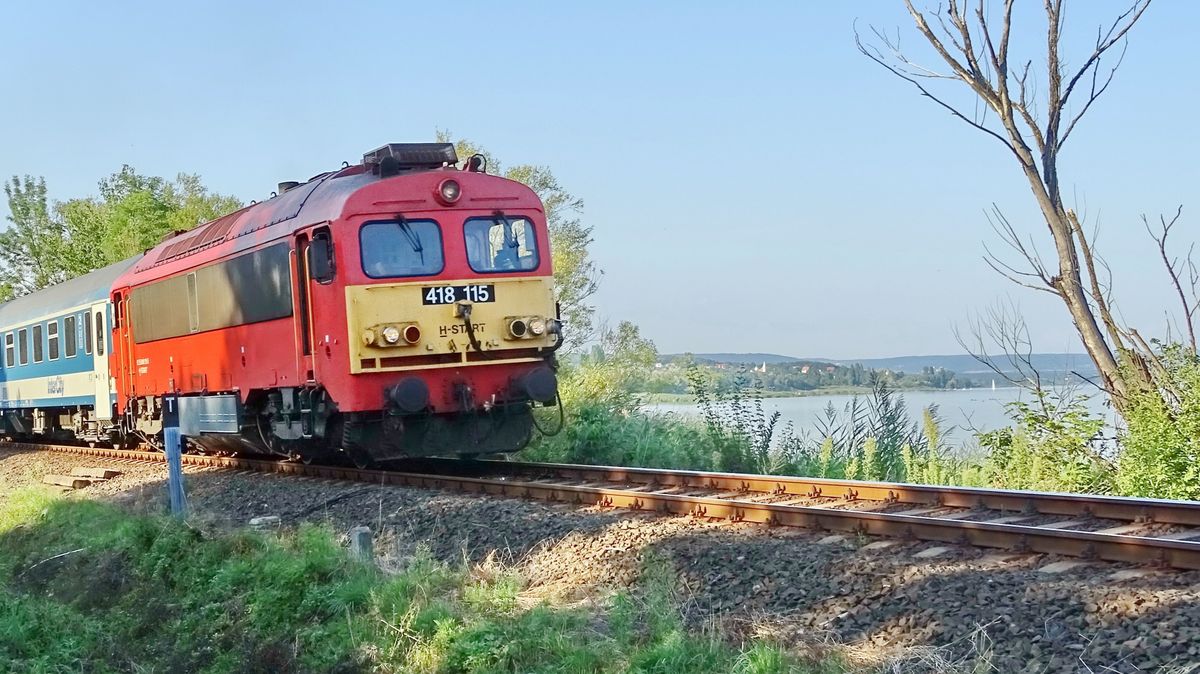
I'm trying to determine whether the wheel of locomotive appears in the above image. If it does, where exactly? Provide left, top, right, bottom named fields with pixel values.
left=293, top=440, right=335, bottom=465
left=338, top=417, right=376, bottom=469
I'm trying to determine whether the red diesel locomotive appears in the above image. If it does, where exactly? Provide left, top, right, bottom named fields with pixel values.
left=110, top=143, right=562, bottom=465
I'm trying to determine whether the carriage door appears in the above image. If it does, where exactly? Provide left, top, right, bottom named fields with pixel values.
left=294, top=233, right=316, bottom=382
left=90, top=302, right=113, bottom=420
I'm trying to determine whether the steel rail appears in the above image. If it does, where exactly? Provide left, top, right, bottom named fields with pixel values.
left=18, top=442, right=1200, bottom=570
left=395, top=457, right=1200, bottom=527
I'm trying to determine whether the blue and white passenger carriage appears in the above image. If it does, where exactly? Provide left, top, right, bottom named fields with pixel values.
left=0, top=258, right=137, bottom=444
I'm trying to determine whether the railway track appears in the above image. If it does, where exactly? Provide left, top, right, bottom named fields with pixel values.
left=22, top=441, right=1200, bottom=570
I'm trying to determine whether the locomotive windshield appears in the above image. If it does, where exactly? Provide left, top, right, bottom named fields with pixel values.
left=360, top=219, right=444, bottom=278
left=464, top=216, right=539, bottom=273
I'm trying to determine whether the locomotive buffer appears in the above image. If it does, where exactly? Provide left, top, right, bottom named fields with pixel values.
left=161, top=394, right=187, bottom=517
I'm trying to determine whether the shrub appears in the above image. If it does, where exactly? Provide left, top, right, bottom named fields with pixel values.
left=975, top=392, right=1112, bottom=494
left=1116, top=343, right=1200, bottom=499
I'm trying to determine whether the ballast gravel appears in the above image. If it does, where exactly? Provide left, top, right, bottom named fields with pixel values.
left=3, top=446, right=1200, bottom=672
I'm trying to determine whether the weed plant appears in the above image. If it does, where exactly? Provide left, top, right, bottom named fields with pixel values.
left=529, top=361, right=1116, bottom=495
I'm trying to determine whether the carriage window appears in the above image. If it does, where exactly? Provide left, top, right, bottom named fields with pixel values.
left=360, top=220, right=444, bottom=278
left=464, top=216, right=539, bottom=273
left=48, top=321, right=59, bottom=360
left=84, top=311, right=93, bottom=354
left=95, top=311, right=105, bottom=355
left=18, top=329, right=28, bottom=366
left=4, top=333, right=12, bottom=368
left=65, top=316, right=77, bottom=357
left=32, top=325, right=43, bottom=363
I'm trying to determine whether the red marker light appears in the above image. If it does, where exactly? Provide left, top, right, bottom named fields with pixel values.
left=436, top=179, right=461, bottom=205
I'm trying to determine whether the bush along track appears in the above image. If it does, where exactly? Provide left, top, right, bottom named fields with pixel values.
left=0, top=487, right=845, bottom=674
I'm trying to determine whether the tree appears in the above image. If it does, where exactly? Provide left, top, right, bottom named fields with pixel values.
left=858, top=1, right=1158, bottom=414
left=0, top=176, right=67, bottom=298
left=437, top=131, right=602, bottom=349
left=1, top=168, right=241, bottom=298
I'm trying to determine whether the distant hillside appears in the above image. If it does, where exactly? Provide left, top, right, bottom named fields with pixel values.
left=664, top=352, right=1097, bottom=377
left=664, top=353, right=802, bottom=365
left=827, top=353, right=1096, bottom=377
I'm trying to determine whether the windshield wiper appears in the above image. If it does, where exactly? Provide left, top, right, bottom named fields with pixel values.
left=395, top=215, right=425, bottom=264
left=492, top=211, right=520, bottom=250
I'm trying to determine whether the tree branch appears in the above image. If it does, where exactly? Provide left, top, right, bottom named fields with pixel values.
left=854, top=26, right=1015, bottom=151
left=1143, top=206, right=1195, bottom=352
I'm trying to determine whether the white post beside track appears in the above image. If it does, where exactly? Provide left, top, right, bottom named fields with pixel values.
left=162, top=394, right=187, bottom=517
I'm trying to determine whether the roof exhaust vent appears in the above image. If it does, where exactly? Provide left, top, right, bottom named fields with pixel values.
left=278, top=181, right=301, bottom=193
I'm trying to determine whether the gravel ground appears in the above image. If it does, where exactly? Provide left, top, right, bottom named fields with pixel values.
left=3, top=446, right=1200, bottom=672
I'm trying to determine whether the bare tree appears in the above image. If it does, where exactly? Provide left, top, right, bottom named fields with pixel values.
left=856, top=1, right=1169, bottom=414
left=955, top=298, right=1094, bottom=418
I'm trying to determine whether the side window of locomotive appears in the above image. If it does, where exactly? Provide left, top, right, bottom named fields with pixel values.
left=32, top=324, right=43, bottom=363
left=360, top=220, right=444, bottom=278
left=17, top=328, right=28, bottom=366
left=308, top=228, right=335, bottom=284
left=48, top=321, right=59, bottom=360
left=4, top=333, right=13, bottom=368
left=64, top=316, right=77, bottom=358
left=464, top=217, right=539, bottom=273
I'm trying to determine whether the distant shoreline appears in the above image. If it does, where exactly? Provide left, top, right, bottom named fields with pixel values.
left=638, top=387, right=1000, bottom=404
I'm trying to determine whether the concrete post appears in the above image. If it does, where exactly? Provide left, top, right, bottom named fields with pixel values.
left=349, top=526, right=373, bottom=562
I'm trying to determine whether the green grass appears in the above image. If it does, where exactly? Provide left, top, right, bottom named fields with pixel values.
left=0, top=488, right=849, bottom=673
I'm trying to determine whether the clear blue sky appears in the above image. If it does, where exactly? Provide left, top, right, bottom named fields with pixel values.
left=2, top=1, right=1196, bottom=358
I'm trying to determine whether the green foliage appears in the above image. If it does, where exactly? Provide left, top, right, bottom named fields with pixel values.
left=1, top=176, right=62, bottom=298
left=1, top=167, right=241, bottom=297
left=770, top=379, right=936, bottom=482
left=1116, top=343, right=1200, bottom=499
left=689, top=365, right=785, bottom=473
left=0, top=489, right=836, bottom=673
left=975, top=392, right=1112, bottom=494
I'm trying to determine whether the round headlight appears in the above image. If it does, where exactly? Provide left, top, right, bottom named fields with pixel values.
left=381, top=325, right=402, bottom=344
left=402, top=324, right=421, bottom=344
left=509, top=319, right=528, bottom=338
left=528, top=318, right=546, bottom=336
left=437, top=179, right=461, bottom=204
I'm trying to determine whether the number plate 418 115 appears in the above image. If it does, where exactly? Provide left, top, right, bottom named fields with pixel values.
left=422, top=284, right=495, bottom=305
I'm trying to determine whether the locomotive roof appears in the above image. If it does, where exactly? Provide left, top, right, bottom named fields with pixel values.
left=0, top=255, right=140, bottom=327
left=114, top=162, right=541, bottom=289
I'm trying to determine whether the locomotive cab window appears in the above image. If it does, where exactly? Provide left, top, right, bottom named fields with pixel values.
left=464, top=216, right=539, bottom=273
left=308, top=228, right=335, bottom=284
left=360, top=219, right=444, bottom=278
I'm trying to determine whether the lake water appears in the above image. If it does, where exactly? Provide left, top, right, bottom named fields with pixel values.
left=650, top=388, right=1116, bottom=446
